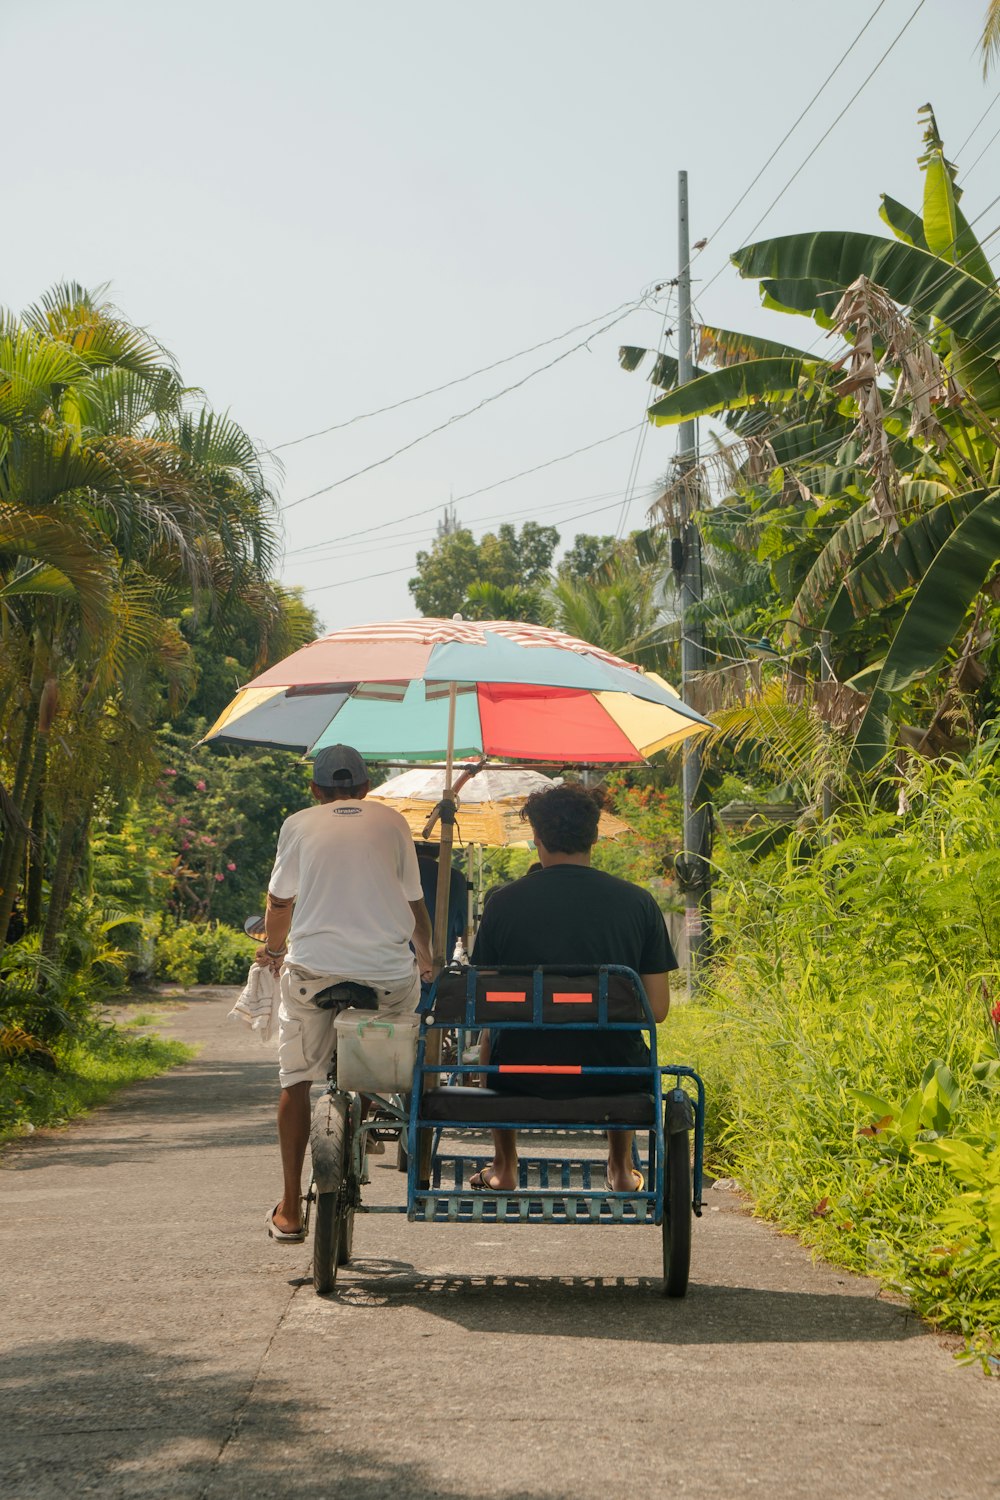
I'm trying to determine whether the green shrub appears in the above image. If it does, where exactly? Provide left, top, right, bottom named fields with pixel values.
left=690, top=743, right=1000, bottom=1367
left=0, top=1019, right=193, bottom=1142
left=156, top=920, right=250, bottom=986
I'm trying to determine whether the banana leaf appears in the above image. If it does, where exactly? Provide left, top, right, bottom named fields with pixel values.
left=851, top=489, right=1000, bottom=771
left=827, top=489, right=988, bottom=634
left=734, top=233, right=1000, bottom=357
left=950, top=339, right=1000, bottom=414
left=789, top=507, right=885, bottom=631
left=619, top=347, right=705, bottom=386
left=879, top=195, right=929, bottom=251
left=760, top=278, right=842, bottom=327
left=920, top=134, right=995, bottom=287
left=647, top=358, right=822, bottom=426
left=696, top=325, right=814, bottom=365
left=648, top=353, right=679, bottom=389
left=618, top=345, right=647, bottom=372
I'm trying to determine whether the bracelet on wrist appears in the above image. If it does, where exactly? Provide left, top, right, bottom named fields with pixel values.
left=265, top=944, right=286, bottom=958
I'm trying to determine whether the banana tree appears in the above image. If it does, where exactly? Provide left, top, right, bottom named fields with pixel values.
left=629, top=107, right=1000, bottom=778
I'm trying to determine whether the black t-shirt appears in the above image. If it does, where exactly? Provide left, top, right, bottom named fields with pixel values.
left=471, top=864, right=677, bottom=1093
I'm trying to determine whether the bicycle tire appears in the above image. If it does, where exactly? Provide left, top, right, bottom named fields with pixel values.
left=311, top=1094, right=351, bottom=1293
left=314, top=1191, right=345, bottom=1293
left=337, top=1195, right=355, bottom=1264
left=662, top=1128, right=692, bottom=1298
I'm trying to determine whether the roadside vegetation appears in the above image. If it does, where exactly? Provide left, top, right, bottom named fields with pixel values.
left=667, top=747, right=1000, bottom=1369
left=0, top=283, right=312, bottom=1135
left=641, top=107, right=1000, bottom=1363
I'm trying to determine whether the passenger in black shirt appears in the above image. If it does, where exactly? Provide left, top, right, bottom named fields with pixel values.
left=470, top=784, right=676, bottom=1194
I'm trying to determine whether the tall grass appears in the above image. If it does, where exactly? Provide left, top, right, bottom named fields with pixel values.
left=679, top=739, right=1000, bottom=1366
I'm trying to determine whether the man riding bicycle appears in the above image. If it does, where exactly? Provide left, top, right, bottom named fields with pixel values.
left=257, top=744, right=433, bottom=1241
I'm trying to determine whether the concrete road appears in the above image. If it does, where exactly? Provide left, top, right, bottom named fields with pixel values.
left=1, top=990, right=997, bottom=1500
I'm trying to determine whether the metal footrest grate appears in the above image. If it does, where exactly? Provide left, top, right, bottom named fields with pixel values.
left=410, top=1153, right=655, bottom=1224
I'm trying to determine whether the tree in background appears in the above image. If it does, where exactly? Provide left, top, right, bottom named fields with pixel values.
left=557, top=533, right=616, bottom=581
left=409, top=520, right=558, bottom=617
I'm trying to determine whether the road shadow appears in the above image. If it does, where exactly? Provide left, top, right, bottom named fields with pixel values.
left=329, top=1258, right=918, bottom=1345
left=0, top=1335, right=547, bottom=1500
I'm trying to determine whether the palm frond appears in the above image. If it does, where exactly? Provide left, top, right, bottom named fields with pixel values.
left=982, top=0, right=1000, bottom=76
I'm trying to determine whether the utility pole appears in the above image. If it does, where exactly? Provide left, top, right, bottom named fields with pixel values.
left=675, top=169, right=712, bottom=985
left=820, top=629, right=833, bottom=822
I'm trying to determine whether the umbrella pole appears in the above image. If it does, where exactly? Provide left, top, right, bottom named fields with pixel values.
left=432, top=681, right=458, bottom=969
left=419, top=681, right=458, bottom=1186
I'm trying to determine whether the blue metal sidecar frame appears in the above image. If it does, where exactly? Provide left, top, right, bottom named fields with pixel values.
left=402, top=965, right=704, bottom=1251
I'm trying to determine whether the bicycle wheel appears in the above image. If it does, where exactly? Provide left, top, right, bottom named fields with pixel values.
left=337, top=1193, right=355, bottom=1264
left=662, top=1127, right=692, bottom=1298
left=311, top=1094, right=351, bottom=1293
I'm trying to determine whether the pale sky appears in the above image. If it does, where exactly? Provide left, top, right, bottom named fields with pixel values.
left=6, top=0, right=996, bottom=631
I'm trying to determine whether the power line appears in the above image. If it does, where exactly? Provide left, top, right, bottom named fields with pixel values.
left=697, top=0, right=929, bottom=304
left=956, top=89, right=1000, bottom=158
left=283, top=422, right=644, bottom=553
left=266, top=296, right=647, bottom=454
left=290, top=485, right=650, bottom=566
left=296, top=494, right=643, bottom=596
left=614, top=291, right=675, bottom=541
left=279, top=301, right=648, bottom=512
left=693, top=0, right=893, bottom=266
left=961, top=118, right=1000, bottom=181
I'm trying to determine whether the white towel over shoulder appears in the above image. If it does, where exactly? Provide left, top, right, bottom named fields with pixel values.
left=228, top=963, right=278, bottom=1042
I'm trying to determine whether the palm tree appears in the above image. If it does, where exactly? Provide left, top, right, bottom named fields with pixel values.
left=0, top=284, right=283, bottom=963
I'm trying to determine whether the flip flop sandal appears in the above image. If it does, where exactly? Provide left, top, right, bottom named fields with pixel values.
left=266, top=1204, right=306, bottom=1241
left=469, top=1166, right=506, bottom=1191
left=604, top=1168, right=645, bottom=1194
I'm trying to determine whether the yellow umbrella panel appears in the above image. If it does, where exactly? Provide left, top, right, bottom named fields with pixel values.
left=373, top=796, right=630, bottom=848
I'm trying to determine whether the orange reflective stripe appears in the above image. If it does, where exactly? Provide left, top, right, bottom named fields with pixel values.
left=498, top=1064, right=582, bottom=1074
left=552, top=992, right=593, bottom=1004
left=485, top=990, right=527, bottom=1004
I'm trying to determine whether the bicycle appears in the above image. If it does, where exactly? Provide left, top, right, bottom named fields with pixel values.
left=243, top=916, right=411, bottom=1293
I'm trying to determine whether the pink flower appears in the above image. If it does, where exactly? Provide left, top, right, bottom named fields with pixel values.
left=178, top=815, right=190, bottom=826
left=201, top=836, right=215, bottom=846
left=181, top=841, right=191, bottom=851
left=226, top=861, right=237, bottom=871
left=164, top=768, right=177, bottom=776
left=215, top=872, right=225, bottom=882
left=195, top=779, right=207, bottom=791
left=992, top=999, right=1000, bottom=1026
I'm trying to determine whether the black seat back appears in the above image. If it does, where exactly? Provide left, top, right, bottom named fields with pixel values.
left=430, top=966, right=648, bottom=1028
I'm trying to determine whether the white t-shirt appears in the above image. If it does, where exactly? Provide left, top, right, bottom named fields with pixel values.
left=268, top=798, right=424, bottom=983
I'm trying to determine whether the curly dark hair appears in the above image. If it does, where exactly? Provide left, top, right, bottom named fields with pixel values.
left=520, top=783, right=603, bottom=854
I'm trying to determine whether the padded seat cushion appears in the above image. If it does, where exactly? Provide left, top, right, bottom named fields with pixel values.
left=420, top=1085, right=656, bottom=1127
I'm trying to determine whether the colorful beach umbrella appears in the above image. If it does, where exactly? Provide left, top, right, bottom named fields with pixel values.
left=203, top=617, right=711, bottom=764
left=202, top=617, right=711, bottom=1127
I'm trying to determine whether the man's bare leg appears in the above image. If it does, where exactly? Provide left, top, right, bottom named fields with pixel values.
left=471, top=1127, right=518, bottom=1189
left=274, top=1081, right=311, bottom=1231
left=606, top=1129, right=640, bottom=1190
